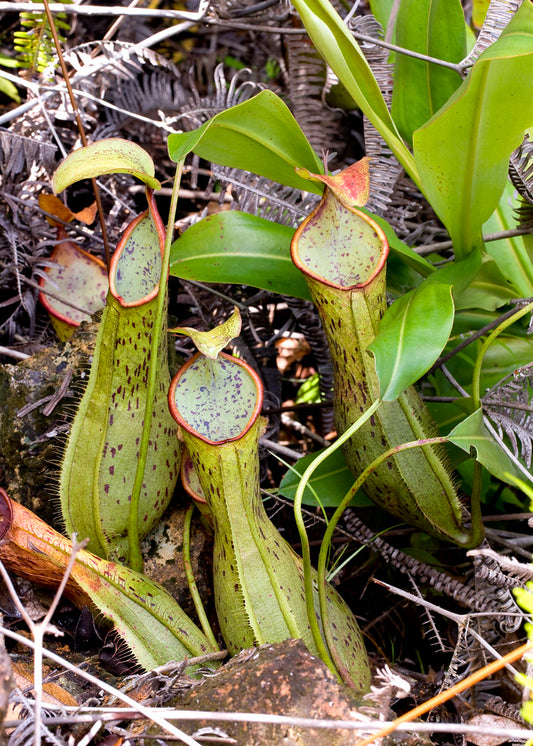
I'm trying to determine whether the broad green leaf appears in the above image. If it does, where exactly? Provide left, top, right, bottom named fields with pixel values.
left=369, top=0, right=396, bottom=39
left=483, top=180, right=533, bottom=298
left=448, top=408, right=528, bottom=484
left=278, top=448, right=373, bottom=507
left=424, top=246, right=481, bottom=294
left=369, top=250, right=479, bottom=401
left=454, top=256, right=518, bottom=311
left=369, top=281, right=454, bottom=400
left=52, top=138, right=161, bottom=193
left=391, top=0, right=466, bottom=144
left=168, top=90, right=323, bottom=193
left=290, top=0, right=419, bottom=185
left=364, top=208, right=435, bottom=277
left=170, top=211, right=311, bottom=299
left=413, top=1, right=533, bottom=259
left=472, top=0, right=490, bottom=28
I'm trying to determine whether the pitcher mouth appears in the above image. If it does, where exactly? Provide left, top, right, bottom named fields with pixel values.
left=168, top=351, right=264, bottom=445
left=291, top=191, right=389, bottom=291
left=109, top=190, right=165, bottom=308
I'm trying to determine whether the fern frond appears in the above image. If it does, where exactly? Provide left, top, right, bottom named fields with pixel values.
left=347, top=14, right=404, bottom=219
left=510, top=134, right=533, bottom=205
left=284, top=34, right=346, bottom=158
left=509, top=134, right=533, bottom=228
left=14, top=0, right=71, bottom=76
left=483, top=363, right=533, bottom=469
left=461, top=0, right=521, bottom=69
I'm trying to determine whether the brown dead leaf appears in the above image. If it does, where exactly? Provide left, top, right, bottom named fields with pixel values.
left=465, top=714, right=520, bottom=746
left=39, top=194, right=97, bottom=226
left=275, top=334, right=311, bottom=374
left=8, top=660, right=79, bottom=722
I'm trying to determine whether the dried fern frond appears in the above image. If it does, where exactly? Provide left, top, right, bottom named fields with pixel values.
left=45, top=43, right=258, bottom=141
left=284, top=34, right=347, bottom=158
left=469, top=547, right=533, bottom=585
left=471, top=539, right=522, bottom=635
left=14, top=0, right=71, bottom=76
left=341, top=510, right=512, bottom=618
left=0, top=129, right=56, bottom=182
left=436, top=622, right=473, bottom=691
left=211, top=165, right=318, bottom=226
left=483, top=362, right=533, bottom=470
left=510, top=134, right=533, bottom=205
left=461, top=0, right=521, bottom=70
left=211, top=0, right=290, bottom=23
left=346, top=14, right=404, bottom=220
left=510, top=133, right=533, bottom=228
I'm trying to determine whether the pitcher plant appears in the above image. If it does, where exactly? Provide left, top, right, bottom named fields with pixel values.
left=168, top=311, right=371, bottom=692
left=60, top=190, right=182, bottom=566
left=291, top=162, right=478, bottom=547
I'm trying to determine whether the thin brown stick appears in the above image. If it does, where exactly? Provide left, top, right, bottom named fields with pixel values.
left=354, top=642, right=533, bottom=746
left=42, top=0, right=111, bottom=267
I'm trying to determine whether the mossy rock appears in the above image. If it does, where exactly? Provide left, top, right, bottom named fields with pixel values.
left=0, top=322, right=96, bottom=528
left=147, top=638, right=368, bottom=745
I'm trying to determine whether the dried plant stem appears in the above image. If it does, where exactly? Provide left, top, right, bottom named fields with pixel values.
left=430, top=303, right=523, bottom=374
left=354, top=641, right=533, bottom=746
left=2, top=713, right=533, bottom=740
left=0, top=536, right=87, bottom=746
left=0, top=346, right=30, bottom=360
left=0, top=625, right=202, bottom=745
left=373, top=579, right=523, bottom=676
left=349, top=31, right=463, bottom=72
left=42, top=0, right=111, bottom=266
left=3, top=2, right=210, bottom=21
left=418, top=227, right=533, bottom=255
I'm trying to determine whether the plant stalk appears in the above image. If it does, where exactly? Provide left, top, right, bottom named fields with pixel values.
left=293, top=399, right=381, bottom=678
left=127, top=160, right=184, bottom=571
left=472, top=299, right=533, bottom=410
left=183, top=504, right=219, bottom=651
